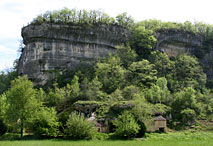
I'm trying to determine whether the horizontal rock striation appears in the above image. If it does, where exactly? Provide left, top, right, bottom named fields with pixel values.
left=18, top=23, right=130, bottom=84
left=155, top=29, right=203, bottom=57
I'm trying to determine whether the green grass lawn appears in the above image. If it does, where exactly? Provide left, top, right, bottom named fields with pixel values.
left=1, top=131, right=213, bottom=146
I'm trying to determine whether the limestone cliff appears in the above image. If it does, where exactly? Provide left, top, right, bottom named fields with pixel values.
left=155, top=29, right=202, bottom=56
left=154, top=29, right=213, bottom=79
left=18, top=23, right=130, bottom=84
left=18, top=23, right=213, bottom=84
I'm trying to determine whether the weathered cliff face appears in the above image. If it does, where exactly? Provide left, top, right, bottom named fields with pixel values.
left=18, top=23, right=130, bottom=84
left=155, top=29, right=213, bottom=79
left=155, top=29, right=203, bottom=56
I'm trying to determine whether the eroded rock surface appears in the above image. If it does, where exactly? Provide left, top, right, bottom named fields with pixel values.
left=18, top=23, right=130, bottom=84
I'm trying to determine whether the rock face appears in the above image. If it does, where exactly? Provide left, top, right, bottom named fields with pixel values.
left=155, top=29, right=203, bottom=57
left=18, top=23, right=130, bottom=84
left=155, top=29, right=213, bottom=79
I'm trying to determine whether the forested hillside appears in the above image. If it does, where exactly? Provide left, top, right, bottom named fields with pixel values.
left=1, top=8, right=213, bottom=139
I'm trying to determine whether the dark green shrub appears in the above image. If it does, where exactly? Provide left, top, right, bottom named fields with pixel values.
left=136, top=120, right=146, bottom=137
left=65, top=112, right=96, bottom=139
left=113, top=111, right=140, bottom=138
left=58, top=111, right=69, bottom=134
left=0, top=119, right=7, bottom=136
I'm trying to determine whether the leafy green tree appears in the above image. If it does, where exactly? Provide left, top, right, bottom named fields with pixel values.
left=110, top=88, right=124, bottom=101
left=0, top=93, right=7, bottom=119
left=122, top=85, right=140, bottom=100
left=29, top=106, right=59, bottom=137
left=146, top=85, right=161, bottom=104
left=95, top=55, right=127, bottom=93
left=0, top=94, right=7, bottom=136
left=116, top=45, right=138, bottom=68
left=0, top=70, right=18, bottom=95
left=80, top=77, right=107, bottom=101
left=149, top=51, right=175, bottom=78
left=174, top=54, right=206, bottom=91
left=156, top=77, right=171, bottom=104
left=0, top=118, right=7, bottom=136
left=130, top=25, right=157, bottom=58
left=116, top=12, right=134, bottom=28
left=32, top=8, right=133, bottom=28
left=128, top=60, right=157, bottom=88
left=113, top=111, right=140, bottom=138
left=45, top=83, right=64, bottom=107
left=35, top=88, right=47, bottom=102
left=65, top=112, right=95, bottom=139
left=63, top=75, right=80, bottom=103
left=131, top=95, right=153, bottom=125
left=181, top=108, right=196, bottom=125
left=172, top=87, right=198, bottom=122
left=5, top=76, right=39, bottom=137
left=146, top=78, right=171, bottom=105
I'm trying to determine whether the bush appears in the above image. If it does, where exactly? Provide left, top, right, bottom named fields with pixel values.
left=0, top=119, right=7, bottom=136
left=65, top=112, right=96, bottom=139
left=113, top=111, right=140, bottom=138
left=136, top=120, right=146, bottom=137
left=94, top=132, right=109, bottom=140
left=58, top=111, right=69, bottom=134
left=29, top=107, right=59, bottom=137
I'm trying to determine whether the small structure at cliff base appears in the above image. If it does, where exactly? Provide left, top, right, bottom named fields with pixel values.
left=18, top=23, right=130, bottom=84
left=154, top=115, right=166, bottom=132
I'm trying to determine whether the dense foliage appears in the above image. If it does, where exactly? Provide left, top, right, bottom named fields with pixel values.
left=29, top=107, right=59, bottom=137
left=65, top=112, right=95, bottom=139
left=113, top=111, right=140, bottom=138
left=31, top=8, right=134, bottom=29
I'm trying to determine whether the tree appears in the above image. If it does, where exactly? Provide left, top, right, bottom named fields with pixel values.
left=130, top=25, right=157, bottom=59
left=116, top=12, right=134, bottom=28
left=0, top=70, right=18, bottom=95
left=45, top=83, right=64, bottom=107
left=62, top=75, right=80, bottom=104
left=110, top=88, right=124, bottom=101
left=80, top=77, right=108, bottom=101
left=0, top=94, right=7, bottom=136
left=29, top=106, right=59, bottom=137
left=128, top=60, right=157, bottom=88
left=0, top=93, right=7, bottom=120
left=174, top=54, right=206, bottom=91
left=172, top=87, right=198, bottom=122
left=65, top=112, right=95, bottom=139
left=149, top=51, right=175, bottom=78
left=5, top=76, right=39, bottom=137
left=113, top=111, right=140, bottom=138
left=122, top=85, right=140, bottom=100
left=116, top=45, right=138, bottom=68
left=95, top=55, right=127, bottom=93
left=131, top=95, right=153, bottom=128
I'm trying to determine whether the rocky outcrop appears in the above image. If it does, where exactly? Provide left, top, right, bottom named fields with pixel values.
left=155, top=29, right=213, bottom=79
left=18, top=23, right=130, bottom=84
left=155, top=29, right=203, bottom=57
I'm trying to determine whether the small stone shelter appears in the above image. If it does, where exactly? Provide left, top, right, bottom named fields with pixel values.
left=154, top=115, right=167, bottom=132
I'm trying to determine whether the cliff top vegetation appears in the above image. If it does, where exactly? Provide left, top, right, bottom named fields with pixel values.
left=30, top=8, right=134, bottom=29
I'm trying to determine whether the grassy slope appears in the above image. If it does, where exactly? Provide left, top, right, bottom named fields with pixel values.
left=0, top=131, right=213, bottom=146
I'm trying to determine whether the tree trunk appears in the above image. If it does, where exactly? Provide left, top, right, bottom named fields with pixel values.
left=20, top=120, right=23, bottom=138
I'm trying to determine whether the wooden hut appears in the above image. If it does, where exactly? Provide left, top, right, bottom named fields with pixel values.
left=154, top=115, right=166, bottom=132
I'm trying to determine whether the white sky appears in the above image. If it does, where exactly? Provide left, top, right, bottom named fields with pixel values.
left=0, top=0, right=213, bottom=71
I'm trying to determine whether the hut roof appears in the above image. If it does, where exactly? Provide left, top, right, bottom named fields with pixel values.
left=154, top=115, right=166, bottom=121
